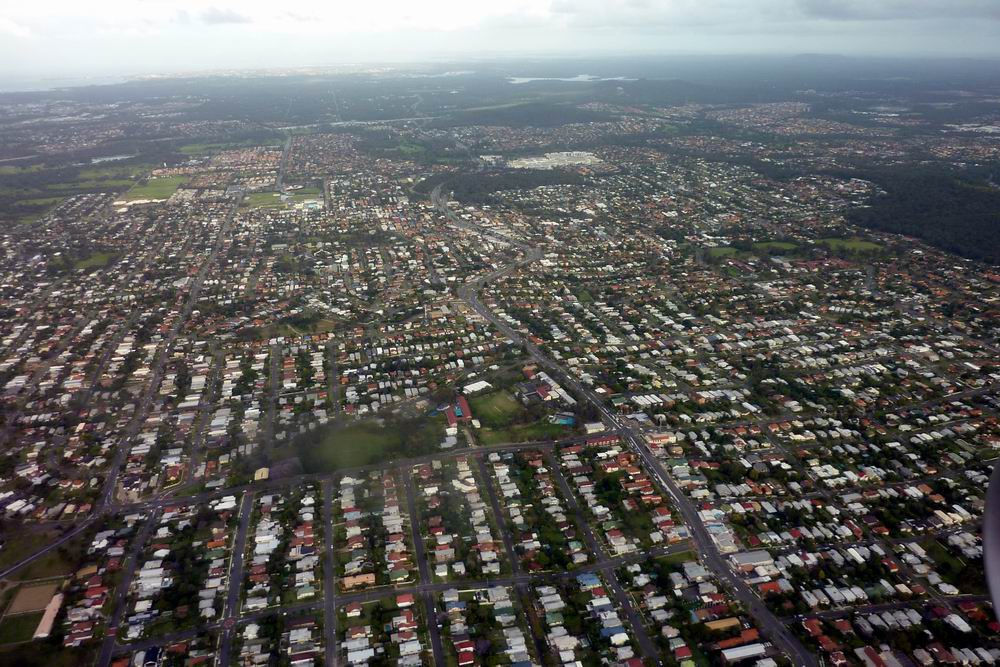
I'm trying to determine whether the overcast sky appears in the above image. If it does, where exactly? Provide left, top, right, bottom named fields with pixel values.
left=3, top=0, right=1000, bottom=81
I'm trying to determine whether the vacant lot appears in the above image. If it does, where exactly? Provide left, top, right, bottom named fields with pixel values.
left=7, top=582, right=58, bottom=615
left=122, top=176, right=186, bottom=201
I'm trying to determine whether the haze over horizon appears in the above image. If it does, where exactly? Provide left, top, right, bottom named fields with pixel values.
left=3, top=0, right=1000, bottom=82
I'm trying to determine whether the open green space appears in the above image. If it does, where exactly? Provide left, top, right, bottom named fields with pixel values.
left=657, top=550, right=695, bottom=566
left=77, top=164, right=150, bottom=181
left=74, top=251, right=118, bottom=270
left=244, top=191, right=285, bottom=208
left=288, top=185, right=322, bottom=196
left=468, top=390, right=522, bottom=428
left=397, top=140, right=426, bottom=156
left=280, top=417, right=444, bottom=473
left=50, top=178, right=134, bottom=191
left=17, top=196, right=64, bottom=207
left=0, top=164, right=45, bottom=175
left=288, top=193, right=322, bottom=205
left=0, top=612, right=42, bottom=644
left=243, top=190, right=321, bottom=209
left=0, top=641, right=95, bottom=666
left=0, top=532, right=56, bottom=572
left=819, top=237, right=882, bottom=252
left=2, top=532, right=87, bottom=582
left=921, top=538, right=984, bottom=593
left=707, top=246, right=737, bottom=258
left=752, top=241, right=798, bottom=253
left=478, top=421, right=567, bottom=445
left=1, top=161, right=153, bottom=223
left=121, top=175, right=187, bottom=201
left=304, top=422, right=398, bottom=469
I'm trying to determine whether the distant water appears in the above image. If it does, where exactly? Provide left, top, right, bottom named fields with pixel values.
left=91, top=155, right=136, bottom=164
left=0, top=74, right=128, bottom=93
left=405, top=70, right=475, bottom=78
left=508, top=74, right=636, bottom=84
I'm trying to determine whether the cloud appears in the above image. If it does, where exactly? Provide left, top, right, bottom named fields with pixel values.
left=4, top=0, right=1000, bottom=80
left=795, top=0, right=1000, bottom=21
left=0, top=17, right=32, bottom=38
left=199, top=6, right=252, bottom=25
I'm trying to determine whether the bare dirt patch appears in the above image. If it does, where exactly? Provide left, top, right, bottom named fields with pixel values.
left=6, top=581, right=58, bottom=615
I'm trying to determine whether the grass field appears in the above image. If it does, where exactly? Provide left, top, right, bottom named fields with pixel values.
left=819, top=237, right=882, bottom=252
left=0, top=164, right=44, bottom=175
left=397, top=140, right=426, bottom=156
left=468, top=391, right=522, bottom=428
left=49, top=178, right=134, bottom=191
left=293, top=420, right=444, bottom=473
left=288, top=186, right=323, bottom=196
left=657, top=550, right=695, bottom=566
left=121, top=176, right=186, bottom=201
left=76, top=163, right=150, bottom=181
left=2, top=162, right=152, bottom=223
left=244, top=191, right=284, bottom=208
left=0, top=611, right=43, bottom=644
left=242, top=190, right=322, bottom=210
left=0, top=532, right=56, bottom=572
left=3, top=531, right=87, bottom=582
left=0, top=642, right=95, bottom=666
left=707, top=246, right=737, bottom=258
left=288, top=193, right=322, bottom=205
left=17, top=196, right=64, bottom=207
left=478, top=421, right=566, bottom=445
left=75, top=251, right=117, bottom=270
left=753, top=241, right=798, bottom=253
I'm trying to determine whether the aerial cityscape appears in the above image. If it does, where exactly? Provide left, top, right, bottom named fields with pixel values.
left=1, top=4, right=1000, bottom=667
